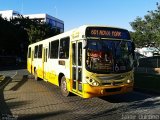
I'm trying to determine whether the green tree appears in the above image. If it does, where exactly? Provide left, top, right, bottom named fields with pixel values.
left=10, top=15, right=60, bottom=44
left=0, top=15, right=60, bottom=60
left=26, top=22, right=60, bottom=44
left=130, top=2, right=160, bottom=49
left=0, top=16, right=18, bottom=56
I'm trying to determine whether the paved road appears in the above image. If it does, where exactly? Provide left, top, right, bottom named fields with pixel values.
left=0, top=69, right=160, bottom=120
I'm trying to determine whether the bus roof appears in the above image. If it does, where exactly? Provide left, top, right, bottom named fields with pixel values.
left=28, top=25, right=130, bottom=47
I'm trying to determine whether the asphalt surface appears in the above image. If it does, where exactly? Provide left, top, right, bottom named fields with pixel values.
left=0, top=68, right=160, bottom=120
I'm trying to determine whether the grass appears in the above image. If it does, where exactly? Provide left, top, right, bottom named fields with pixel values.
left=134, top=73, right=160, bottom=92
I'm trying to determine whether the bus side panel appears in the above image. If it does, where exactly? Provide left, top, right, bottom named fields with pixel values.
left=47, top=59, right=71, bottom=87
left=37, top=59, right=43, bottom=79
left=47, top=59, right=59, bottom=86
left=83, top=83, right=133, bottom=98
left=27, top=47, right=32, bottom=74
left=33, top=59, right=43, bottom=79
left=27, top=58, right=32, bottom=73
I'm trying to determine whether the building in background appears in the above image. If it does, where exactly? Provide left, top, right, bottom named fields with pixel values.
left=0, top=10, right=20, bottom=20
left=24, top=14, right=64, bottom=33
left=0, top=10, right=64, bottom=33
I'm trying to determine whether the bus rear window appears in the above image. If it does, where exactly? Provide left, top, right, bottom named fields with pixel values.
left=28, top=47, right=31, bottom=58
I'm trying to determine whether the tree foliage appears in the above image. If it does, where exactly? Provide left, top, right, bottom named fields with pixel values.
left=0, top=16, right=18, bottom=55
left=130, top=2, right=160, bottom=48
left=0, top=15, right=60, bottom=59
left=10, top=15, right=60, bottom=44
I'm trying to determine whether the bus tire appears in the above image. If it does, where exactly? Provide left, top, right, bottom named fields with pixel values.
left=61, top=76, right=70, bottom=97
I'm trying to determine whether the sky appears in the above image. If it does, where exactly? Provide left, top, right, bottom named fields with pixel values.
left=0, top=0, right=159, bottom=31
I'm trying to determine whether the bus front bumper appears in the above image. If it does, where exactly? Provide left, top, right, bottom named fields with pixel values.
left=83, top=83, right=133, bottom=98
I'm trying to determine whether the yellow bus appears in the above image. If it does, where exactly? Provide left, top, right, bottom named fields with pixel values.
left=27, top=25, right=135, bottom=98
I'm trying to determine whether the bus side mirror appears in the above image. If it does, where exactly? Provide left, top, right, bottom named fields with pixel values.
left=131, top=42, right=135, bottom=50
left=134, top=57, right=139, bottom=67
left=131, top=42, right=135, bottom=59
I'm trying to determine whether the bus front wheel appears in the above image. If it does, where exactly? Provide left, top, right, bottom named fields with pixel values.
left=61, top=76, right=70, bottom=97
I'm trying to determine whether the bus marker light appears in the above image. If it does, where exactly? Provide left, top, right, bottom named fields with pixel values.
left=127, top=79, right=131, bottom=83
left=101, top=90, right=104, bottom=94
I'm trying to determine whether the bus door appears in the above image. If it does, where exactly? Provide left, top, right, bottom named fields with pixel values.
left=43, top=48, right=48, bottom=81
left=72, top=41, right=82, bottom=93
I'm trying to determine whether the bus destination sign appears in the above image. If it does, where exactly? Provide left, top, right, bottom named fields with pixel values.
left=86, top=27, right=130, bottom=40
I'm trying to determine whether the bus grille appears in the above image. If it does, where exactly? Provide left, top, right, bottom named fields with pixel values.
left=102, top=81, right=123, bottom=86
left=105, top=87, right=121, bottom=92
left=98, top=75, right=125, bottom=81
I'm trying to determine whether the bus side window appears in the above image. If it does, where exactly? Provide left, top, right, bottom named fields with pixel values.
left=50, top=40, right=59, bottom=59
left=34, top=45, right=38, bottom=58
left=38, top=44, right=43, bottom=58
left=72, top=43, right=76, bottom=65
left=59, top=37, right=70, bottom=59
left=45, top=49, right=48, bottom=62
left=78, top=42, right=82, bottom=66
left=48, top=42, right=51, bottom=58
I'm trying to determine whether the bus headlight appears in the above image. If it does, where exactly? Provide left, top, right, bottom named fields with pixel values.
left=127, top=79, right=132, bottom=84
left=86, top=78, right=100, bottom=86
left=91, top=80, right=100, bottom=86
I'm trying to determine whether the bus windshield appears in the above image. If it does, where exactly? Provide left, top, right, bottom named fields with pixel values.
left=85, top=39, right=134, bottom=74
